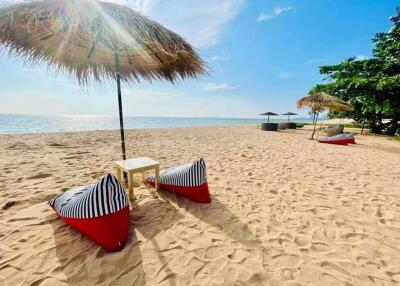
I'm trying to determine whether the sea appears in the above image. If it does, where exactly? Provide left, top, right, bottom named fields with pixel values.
left=0, top=114, right=312, bottom=134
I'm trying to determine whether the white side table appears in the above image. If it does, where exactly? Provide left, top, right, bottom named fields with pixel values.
left=115, top=157, right=160, bottom=201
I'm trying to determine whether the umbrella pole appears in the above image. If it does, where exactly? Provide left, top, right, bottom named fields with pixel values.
left=311, top=111, right=317, bottom=139
left=115, top=53, right=127, bottom=181
left=312, top=111, right=320, bottom=139
left=267, top=115, right=270, bottom=123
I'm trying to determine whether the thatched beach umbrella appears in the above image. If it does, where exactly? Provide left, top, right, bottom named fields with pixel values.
left=282, top=112, right=297, bottom=122
left=260, top=112, right=278, bottom=123
left=0, top=0, right=205, bottom=162
left=297, top=92, right=353, bottom=139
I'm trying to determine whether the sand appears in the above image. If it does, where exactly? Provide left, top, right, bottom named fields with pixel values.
left=319, top=118, right=354, bottom=125
left=0, top=125, right=399, bottom=286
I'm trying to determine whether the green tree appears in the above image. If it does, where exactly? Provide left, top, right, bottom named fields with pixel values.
left=372, top=6, right=400, bottom=134
left=310, top=7, right=400, bottom=135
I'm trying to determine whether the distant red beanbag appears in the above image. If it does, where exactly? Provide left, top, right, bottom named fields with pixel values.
left=318, top=133, right=356, bottom=145
left=48, top=173, right=129, bottom=251
left=147, top=158, right=211, bottom=203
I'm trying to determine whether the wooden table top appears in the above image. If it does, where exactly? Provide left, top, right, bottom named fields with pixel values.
left=115, top=157, right=160, bottom=172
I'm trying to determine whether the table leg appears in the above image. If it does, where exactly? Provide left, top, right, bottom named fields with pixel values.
left=155, top=166, right=160, bottom=191
left=128, top=172, right=134, bottom=200
left=142, top=172, right=146, bottom=184
left=116, top=167, right=122, bottom=182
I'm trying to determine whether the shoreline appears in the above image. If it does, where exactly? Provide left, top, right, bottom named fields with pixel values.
left=0, top=113, right=317, bottom=135
left=0, top=124, right=261, bottom=136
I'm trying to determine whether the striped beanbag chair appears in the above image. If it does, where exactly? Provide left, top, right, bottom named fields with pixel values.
left=48, top=173, right=129, bottom=251
left=147, top=158, right=211, bottom=203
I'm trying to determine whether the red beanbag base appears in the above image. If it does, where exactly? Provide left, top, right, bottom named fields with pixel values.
left=147, top=159, right=211, bottom=203
left=48, top=173, right=129, bottom=251
left=61, top=207, right=129, bottom=251
left=148, top=181, right=210, bottom=203
left=318, top=133, right=355, bottom=145
left=318, top=138, right=348, bottom=145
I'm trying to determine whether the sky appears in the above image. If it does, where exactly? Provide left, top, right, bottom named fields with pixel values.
left=0, top=0, right=399, bottom=118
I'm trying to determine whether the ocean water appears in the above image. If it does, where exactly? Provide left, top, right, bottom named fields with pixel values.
left=0, top=114, right=310, bottom=134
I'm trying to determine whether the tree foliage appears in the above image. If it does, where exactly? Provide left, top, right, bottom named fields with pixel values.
left=311, top=7, right=400, bottom=135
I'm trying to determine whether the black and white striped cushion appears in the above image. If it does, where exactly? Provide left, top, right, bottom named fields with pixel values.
left=48, top=173, right=128, bottom=219
left=147, top=158, right=207, bottom=187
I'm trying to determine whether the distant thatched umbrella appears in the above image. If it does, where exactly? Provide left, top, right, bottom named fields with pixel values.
left=260, top=112, right=278, bottom=123
left=282, top=112, right=297, bottom=122
left=0, top=0, right=205, bottom=163
left=297, top=92, right=353, bottom=139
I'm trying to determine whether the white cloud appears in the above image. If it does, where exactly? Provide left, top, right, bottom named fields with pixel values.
left=210, top=52, right=230, bottom=62
left=305, top=58, right=328, bottom=65
left=355, top=54, right=368, bottom=60
left=257, top=13, right=273, bottom=22
left=274, top=6, right=294, bottom=16
left=257, top=5, right=295, bottom=22
left=109, top=0, right=245, bottom=49
left=122, top=88, right=186, bottom=100
left=21, top=67, right=45, bottom=73
left=2, top=0, right=244, bottom=49
left=202, top=83, right=236, bottom=91
left=121, top=0, right=159, bottom=13
left=277, top=72, right=292, bottom=79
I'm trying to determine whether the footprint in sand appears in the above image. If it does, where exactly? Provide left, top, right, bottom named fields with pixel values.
left=294, top=235, right=311, bottom=249
left=311, top=242, right=332, bottom=252
left=341, top=232, right=367, bottom=243
left=5, top=142, right=30, bottom=150
left=26, top=173, right=52, bottom=180
left=320, top=261, right=353, bottom=280
left=227, top=249, right=249, bottom=262
left=2, top=200, right=17, bottom=210
left=205, top=246, right=220, bottom=260
left=271, top=254, right=302, bottom=269
left=48, top=142, right=69, bottom=148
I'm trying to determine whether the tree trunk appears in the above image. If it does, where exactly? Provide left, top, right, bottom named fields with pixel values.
left=370, top=113, right=383, bottom=134
left=386, top=116, right=399, bottom=136
left=361, top=121, right=365, bottom=135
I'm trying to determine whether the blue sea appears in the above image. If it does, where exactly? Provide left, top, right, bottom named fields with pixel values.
left=0, top=114, right=311, bottom=134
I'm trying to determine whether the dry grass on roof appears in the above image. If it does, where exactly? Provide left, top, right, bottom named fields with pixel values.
left=297, top=92, right=353, bottom=112
left=0, top=0, right=206, bottom=84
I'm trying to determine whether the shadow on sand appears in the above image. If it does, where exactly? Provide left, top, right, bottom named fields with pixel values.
left=130, top=189, right=265, bottom=285
left=49, top=188, right=265, bottom=285
left=155, top=189, right=263, bottom=249
left=130, top=196, right=184, bottom=286
left=50, top=213, right=146, bottom=285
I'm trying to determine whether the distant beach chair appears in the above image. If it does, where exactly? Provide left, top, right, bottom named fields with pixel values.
left=324, top=125, right=344, bottom=137
left=315, top=124, right=344, bottom=140
left=278, top=123, right=288, bottom=130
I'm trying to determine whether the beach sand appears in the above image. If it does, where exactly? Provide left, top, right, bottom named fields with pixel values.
left=0, top=126, right=399, bottom=285
left=319, top=118, right=354, bottom=125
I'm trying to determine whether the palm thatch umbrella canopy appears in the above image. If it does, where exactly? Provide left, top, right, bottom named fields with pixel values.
left=260, top=112, right=278, bottom=123
left=282, top=112, right=297, bottom=122
left=297, top=92, right=353, bottom=112
left=0, top=0, right=205, bottom=162
left=297, top=92, right=353, bottom=139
